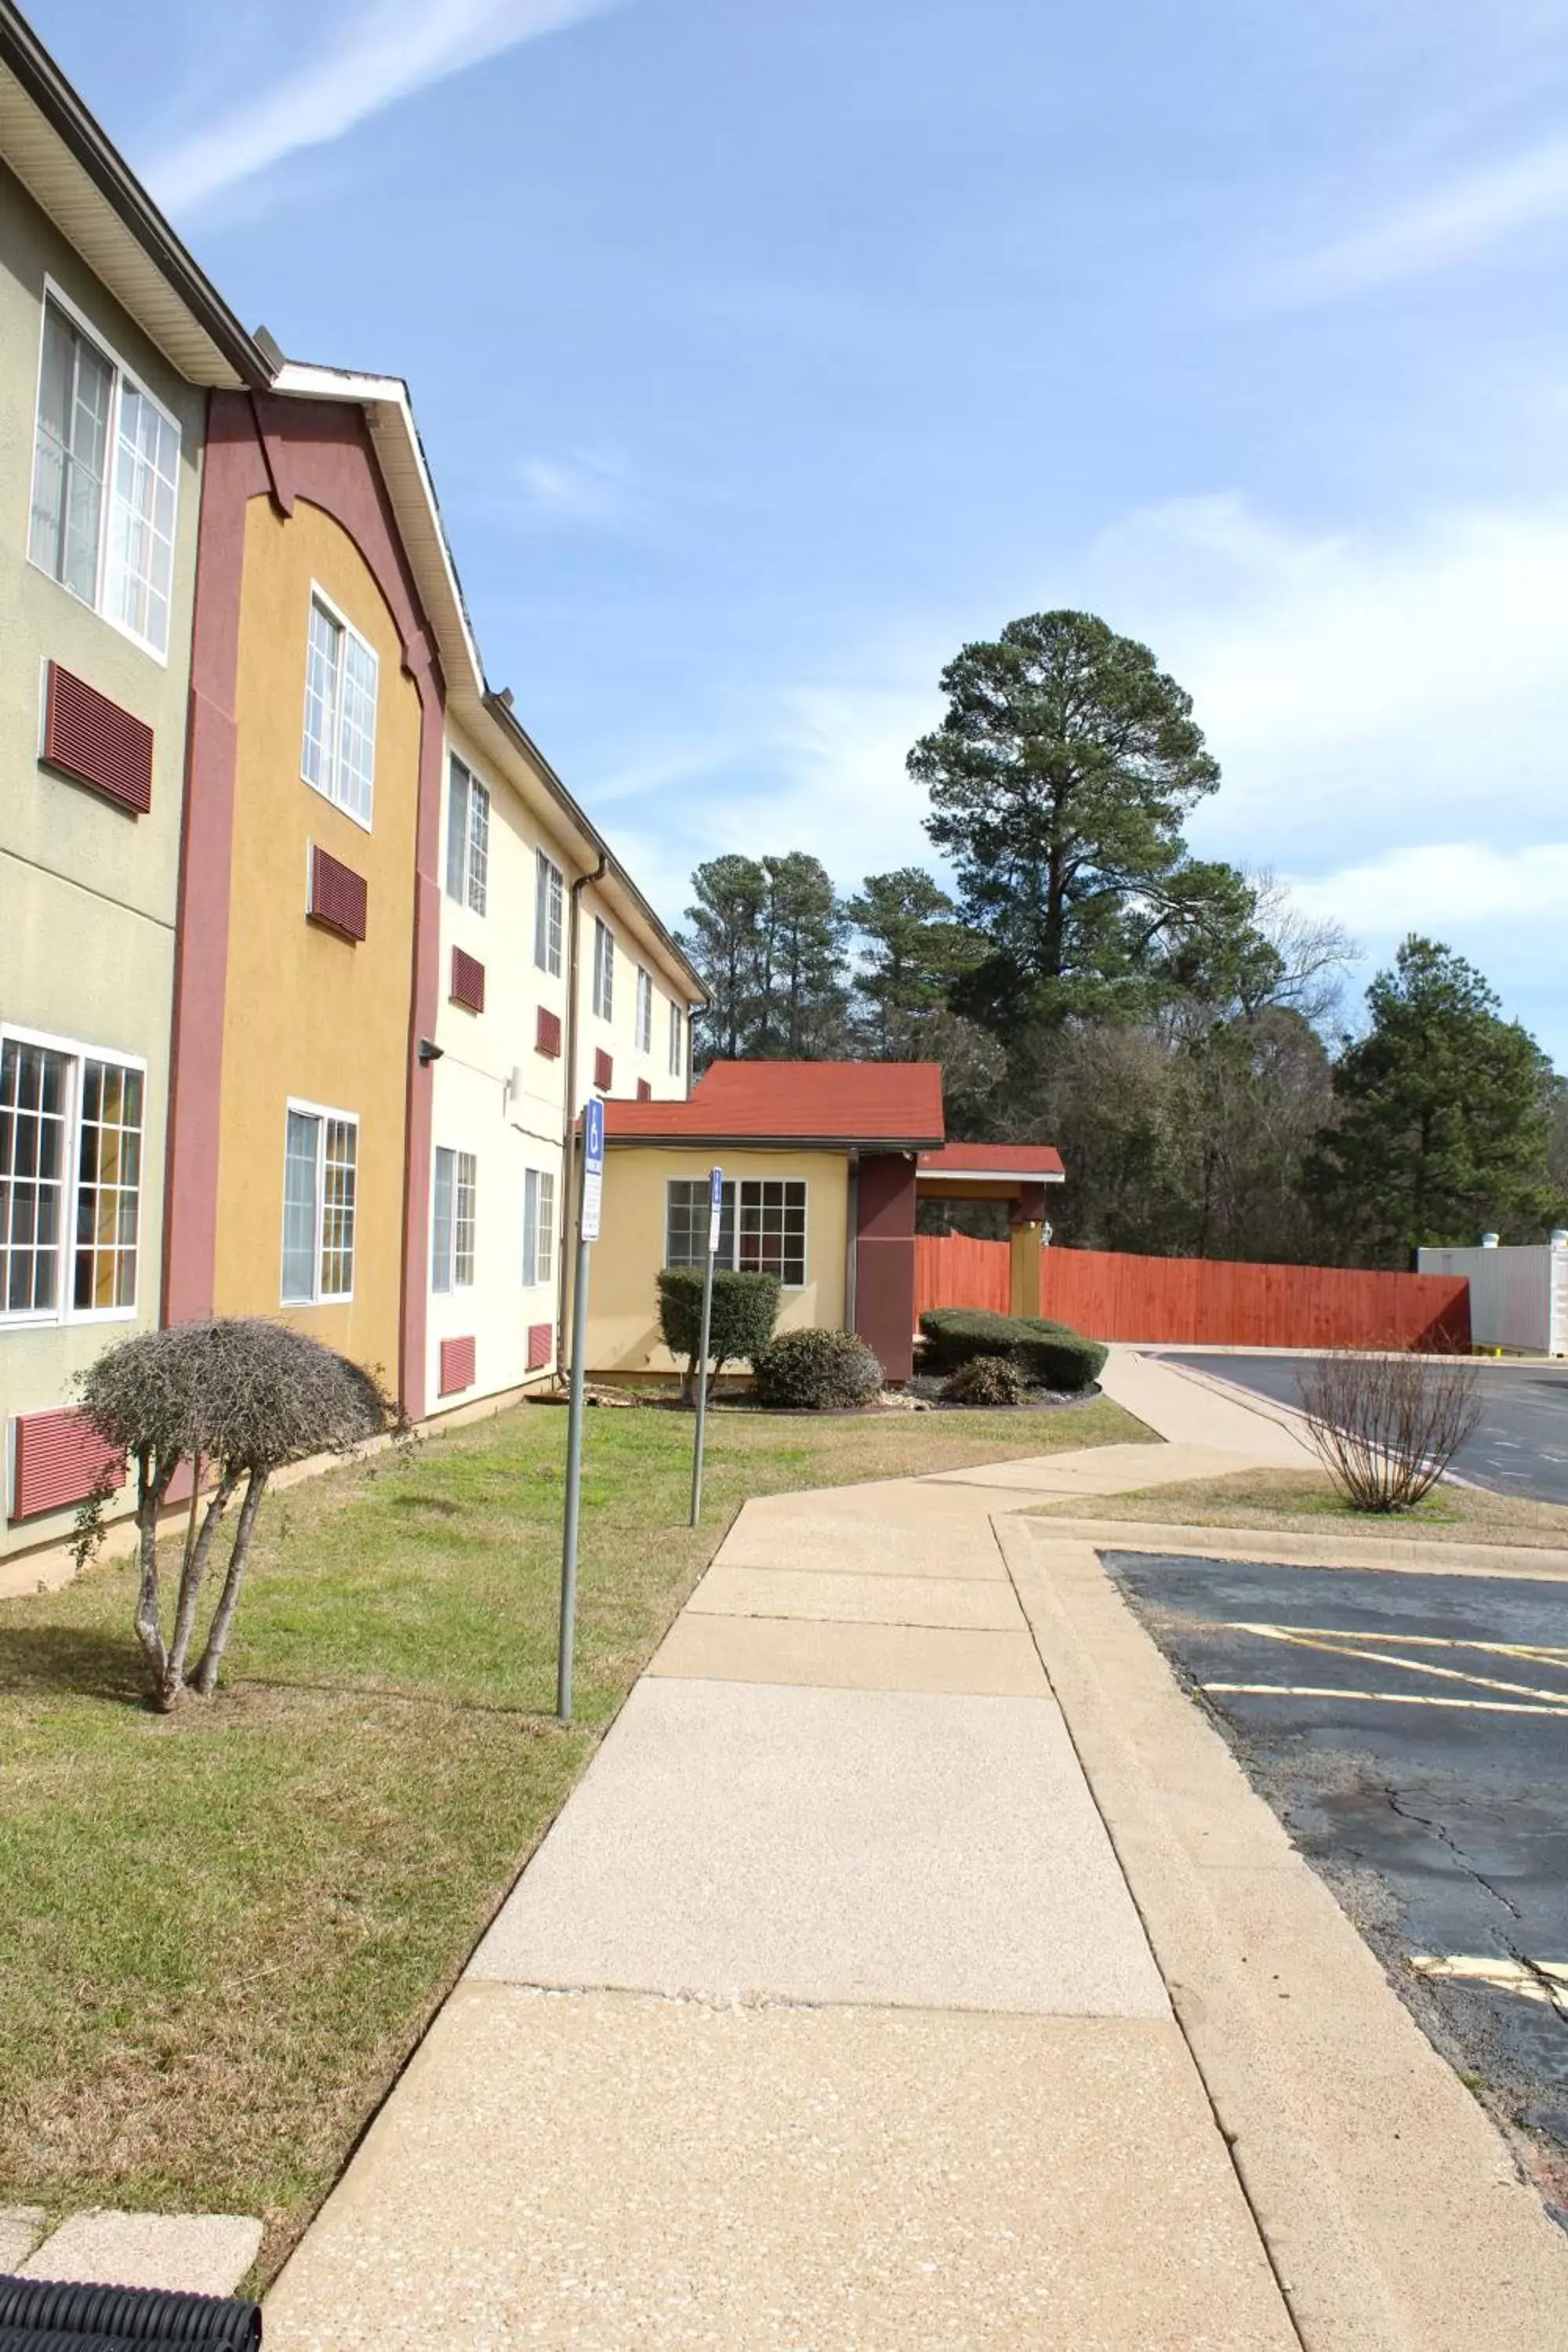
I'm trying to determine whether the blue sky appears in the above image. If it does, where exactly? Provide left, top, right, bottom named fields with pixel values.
left=31, top=0, right=1568, bottom=1052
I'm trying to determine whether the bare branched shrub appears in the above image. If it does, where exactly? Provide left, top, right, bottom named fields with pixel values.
left=74, top=1319, right=401, bottom=1709
left=1296, top=1348, right=1482, bottom=1512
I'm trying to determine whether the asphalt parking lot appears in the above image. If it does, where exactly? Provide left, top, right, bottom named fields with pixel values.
left=1109, top=1548, right=1568, bottom=2213
left=1163, top=1352, right=1568, bottom=1506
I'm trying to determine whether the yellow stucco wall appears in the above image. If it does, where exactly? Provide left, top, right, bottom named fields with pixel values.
left=586, top=1146, right=849, bottom=1374
left=212, top=496, right=420, bottom=1384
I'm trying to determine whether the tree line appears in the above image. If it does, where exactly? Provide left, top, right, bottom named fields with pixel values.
left=678, top=611, right=1564, bottom=1269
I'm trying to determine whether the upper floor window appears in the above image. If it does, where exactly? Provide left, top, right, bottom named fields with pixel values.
left=28, top=292, right=181, bottom=659
left=668, top=1000, right=684, bottom=1079
left=635, top=968, right=653, bottom=1055
left=431, top=1145, right=477, bottom=1293
left=281, top=1102, right=358, bottom=1305
left=522, top=1167, right=556, bottom=1289
left=592, top=917, right=615, bottom=1021
left=445, top=756, right=489, bottom=914
left=1, top=1030, right=144, bottom=1323
left=301, top=589, right=377, bottom=829
left=535, top=851, right=564, bottom=978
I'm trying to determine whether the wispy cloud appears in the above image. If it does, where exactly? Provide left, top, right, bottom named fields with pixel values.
left=1287, top=135, right=1568, bottom=298
left=1289, top=843, right=1568, bottom=935
left=517, top=448, right=641, bottom=530
left=145, top=0, right=612, bottom=214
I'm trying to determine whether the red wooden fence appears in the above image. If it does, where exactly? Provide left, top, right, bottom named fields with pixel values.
left=916, top=1233, right=1009, bottom=1316
left=916, top=1236, right=1470, bottom=1352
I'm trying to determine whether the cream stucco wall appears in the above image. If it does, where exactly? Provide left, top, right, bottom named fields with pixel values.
left=575, top=875, right=692, bottom=1108
left=586, top=1145, right=850, bottom=1375
left=426, top=720, right=702, bottom=1408
left=426, top=720, right=570, bottom=1406
left=212, top=497, right=420, bottom=1388
left=0, top=162, right=205, bottom=1556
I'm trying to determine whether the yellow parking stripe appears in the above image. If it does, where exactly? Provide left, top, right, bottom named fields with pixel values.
left=1203, top=1682, right=1568, bottom=1716
left=1219, top=1621, right=1568, bottom=1710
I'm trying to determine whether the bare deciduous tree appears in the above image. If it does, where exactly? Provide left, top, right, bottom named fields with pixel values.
left=74, top=1319, right=399, bottom=1709
left=1297, top=1347, right=1481, bottom=1512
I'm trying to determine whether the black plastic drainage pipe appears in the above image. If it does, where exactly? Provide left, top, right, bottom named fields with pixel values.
left=0, top=2277, right=260, bottom=2347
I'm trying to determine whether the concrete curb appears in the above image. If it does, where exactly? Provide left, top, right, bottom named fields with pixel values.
left=1007, top=1512, right=1568, bottom=1579
left=998, top=1518, right=1568, bottom=2352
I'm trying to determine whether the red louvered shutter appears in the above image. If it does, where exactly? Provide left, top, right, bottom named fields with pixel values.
left=636, top=1079, right=652, bottom=1102
left=535, top=1007, right=562, bottom=1058
left=308, top=845, right=368, bottom=942
left=527, top=1321, right=554, bottom=1372
left=594, top=1048, right=613, bottom=1091
left=439, top=1335, right=476, bottom=1395
left=43, top=664, right=154, bottom=815
left=450, top=948, right=485, bottom=1013
left=10, top=1406, right=125, bottom=1521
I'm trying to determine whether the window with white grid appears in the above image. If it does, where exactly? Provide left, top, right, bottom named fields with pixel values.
left=522, top=1167, right=556, bottom=1287
left=636, top=968, right=653, bottom=1055
left=445, top=756, right=489, bottom=914
left=432, top=1146, right=477, bottom=1292
left=668, top=1000, right=684, bottom=1078
left=593, top=918, right=615, bottom=1021
left=281, top=1102, right=358, bottom=1305
left=104, top=385, right=180, bottom=655
left=737, top=1179, right=807, bottom=1287
left=301, top=590, right=377, bottom=828
left=74, top=1058, right=145, bottom=1312
left=664, top=1178, right=735, bottom=1272
left=535, top=851, right=563, bottom=977
left=28, top=290, right=182, bottom=658
left=1, top=1033, right=144, bottom=1323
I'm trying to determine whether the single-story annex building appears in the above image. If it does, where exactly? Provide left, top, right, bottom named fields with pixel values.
left=582, top=1060, right=1065, bottom=1382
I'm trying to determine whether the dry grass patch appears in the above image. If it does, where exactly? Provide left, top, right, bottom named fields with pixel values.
left=1030, top=1465, right=1568, bottom=1547
left=0, top=1389, right=1145, bottom=2281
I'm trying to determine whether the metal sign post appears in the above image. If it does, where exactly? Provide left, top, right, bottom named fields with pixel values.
left=558, top=1095, right=604, bottom=1722
left=689, top=1164, right=723, bottom=1528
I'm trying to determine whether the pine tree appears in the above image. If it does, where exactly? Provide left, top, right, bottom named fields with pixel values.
left=1311, top=937, right=1561, bottom=1261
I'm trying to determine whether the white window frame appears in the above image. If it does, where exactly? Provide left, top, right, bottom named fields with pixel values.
left=522, top=1166, right=557, bottom=1289
left=668, top=1000, right=684, bottom=1079
left=663, top=1175, right=809, bottom=1290
left=0, top=1022, right=147, bottom=1327
left=593, top=916, right=615, bottom=1022
left=445, top=753, right=489, bottom=916
left=636, top=967, right=653, bottom=1056
left=535, top=850, right=564, bottom=977
left=26, top=278, right=183, bottom=665
left=300, top=581, right=378, bottom=831
left=431, top=1145, right=477, bottom=1294
left=280, top=1098, right=358, bottom=1307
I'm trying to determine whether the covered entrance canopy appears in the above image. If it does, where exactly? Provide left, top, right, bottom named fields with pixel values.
left=916, top=1143, right=1066, bottom=1318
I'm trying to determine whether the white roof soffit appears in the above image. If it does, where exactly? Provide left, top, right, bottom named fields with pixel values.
left=0, top=28, right=268, bottom=390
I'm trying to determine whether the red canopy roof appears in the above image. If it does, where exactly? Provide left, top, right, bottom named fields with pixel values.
left=917, top=1142, right=1065, bottom=1180
left=601, top=1060, right=945, bottom=1147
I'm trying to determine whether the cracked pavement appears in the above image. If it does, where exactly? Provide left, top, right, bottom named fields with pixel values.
left=1105, top=1549, right=1568, bottom=2213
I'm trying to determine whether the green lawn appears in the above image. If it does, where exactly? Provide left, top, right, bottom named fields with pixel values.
left=0, top=1390, right=1143, bottom=2277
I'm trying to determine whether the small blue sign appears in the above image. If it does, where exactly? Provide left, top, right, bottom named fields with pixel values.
left=584, top=1096, right=605, bottom=1176
left=710, top=1166, right=724, bottom=1211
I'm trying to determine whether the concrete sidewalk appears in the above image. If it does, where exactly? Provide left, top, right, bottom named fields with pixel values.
left=264, top=1356, right=1568, bottom=2349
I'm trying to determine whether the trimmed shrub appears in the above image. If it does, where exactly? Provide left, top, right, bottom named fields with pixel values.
left=919, top=1306, right=1107, bottom=1392
left=74, top=1317, right=399, bottom=1709
left=657, top=1267, right=780, bottom=1399
left=753, top=1327, right=884, bottom=1410
left=941, top=1354, right=1032, bottom=1407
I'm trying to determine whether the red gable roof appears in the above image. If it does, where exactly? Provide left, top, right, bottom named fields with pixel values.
left=601, top=1060, right=945, bottom=1147
left=918, top=1142, right=1065, bottom=1180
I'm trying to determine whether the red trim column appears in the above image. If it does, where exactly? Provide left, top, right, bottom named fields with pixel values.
left=852, top=1152, right=917, bottom=1381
